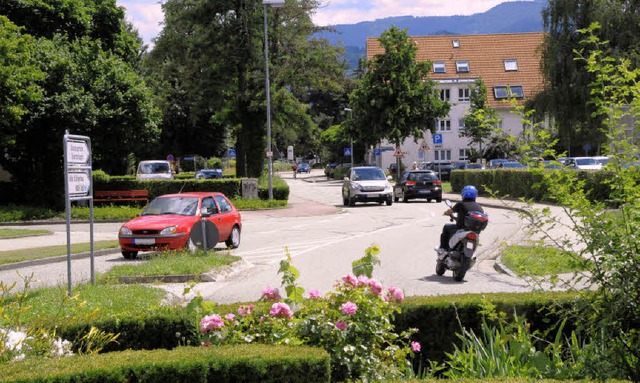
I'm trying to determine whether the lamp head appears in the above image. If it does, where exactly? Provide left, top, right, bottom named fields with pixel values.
left=263, top=0, right=285, bottom=7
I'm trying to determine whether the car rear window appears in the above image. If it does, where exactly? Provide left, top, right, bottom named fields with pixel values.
left=409, top=172, right=437, bottom=182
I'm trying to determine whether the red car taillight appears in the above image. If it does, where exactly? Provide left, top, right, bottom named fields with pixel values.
left=466, top=232, right=478, bottom=241
left=406, top=181, right=416, bottom=186
left=434, top=180, right=441, bottom=186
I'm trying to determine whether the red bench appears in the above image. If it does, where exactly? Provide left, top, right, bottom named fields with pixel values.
left=94, top=190, right=149, bottom=204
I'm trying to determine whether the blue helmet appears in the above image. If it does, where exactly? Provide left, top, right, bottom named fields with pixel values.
left=461, top=185, right=478, bottom=200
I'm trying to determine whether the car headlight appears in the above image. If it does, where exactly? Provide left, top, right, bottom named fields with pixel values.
left=119, top=227, right=132, bottom=236
left=160, top=226, right=178, bottom=235
left=350, top=182, right=362, bottom=191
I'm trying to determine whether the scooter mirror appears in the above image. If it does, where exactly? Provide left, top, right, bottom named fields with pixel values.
left=445, top=199, right=453, bottom=208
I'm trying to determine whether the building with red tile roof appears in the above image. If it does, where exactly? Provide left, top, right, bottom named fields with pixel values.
left=365, top=32, right=545, bottom=169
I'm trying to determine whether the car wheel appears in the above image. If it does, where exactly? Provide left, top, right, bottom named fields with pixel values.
left=394, top=195, right=399, bottom=202
left=122, top=251, right=138, bottom=260
left=436, top=198, right=442, bottom=203
left=225, top=225, right=241, bottom=248
left=386, top=197, right=393, bottom=206
left=427, top=199, right=432, bottom=203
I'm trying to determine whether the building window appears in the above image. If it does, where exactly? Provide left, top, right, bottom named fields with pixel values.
left=456, top=61, right=470, bottom=73
left=436, top=119, right=451, bottom=132
left=495, top=120, right=503, bottom=130
left=458, top=118, right=466, bottom=133
left=494, top=85, right=524, bottom=99
left=504, top=59, right=518, bottom=71
left=452, top=39, right=460, bottom=48
left=433, top=62, right=446, bottom=73
left=458, top=88, right=470, bottom=102
left=440, top=89, right=450, bottom=101
left=459, top=149, right=469, bottom=161
left=435, top=149, right=452, bottom=161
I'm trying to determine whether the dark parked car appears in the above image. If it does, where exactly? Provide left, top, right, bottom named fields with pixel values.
left=426, top=162, right=454, bottom=181
left=195, top=169, right=223, bottom=179
left=393, top=170, right=442, bottom=203
left=487, top=159, right=509, bottom=169
left=296, top=162, right=311, bottom=173
left=463, top=163, right=485, bottom=170
left=388, top=163, right=406, bottom=176
left=498, top=161, right=526, bottom=169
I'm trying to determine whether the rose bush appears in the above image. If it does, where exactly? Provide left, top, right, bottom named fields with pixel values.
left=197, top=245, right=420, bottom=381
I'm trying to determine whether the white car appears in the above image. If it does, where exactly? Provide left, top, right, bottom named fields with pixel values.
left=136, top=160, right=174, bottom=180
left=566, top=157, right=602, bottom=170
left=342, top=166, right=393, bottom=206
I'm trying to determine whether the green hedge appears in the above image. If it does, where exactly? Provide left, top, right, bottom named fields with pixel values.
left=450, top=169, right=616, bottom=203
left=93, top=177, right=289, bottom=201
left=0, top=345, right=331, bottom=383
left=395, top=291, right=578, bottom=364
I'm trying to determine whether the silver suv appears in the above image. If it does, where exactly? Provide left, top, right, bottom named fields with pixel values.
left=342, top=166, right=393, bottom=206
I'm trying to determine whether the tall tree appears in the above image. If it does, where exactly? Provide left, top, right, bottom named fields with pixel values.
left=0, top=0, right=160, bottom=207
left=539, top=0, right=640, bottom=155
left=460, top=78, right=500, bottom=162
left=348, top=26, right=449, bottom=177
left=148, top=0, right=346, bottom=177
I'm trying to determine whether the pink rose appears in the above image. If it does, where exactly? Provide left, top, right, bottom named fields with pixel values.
left=341, top=301, right=357, bottom=316
left=308, top=289, right=320, bottom=299
left=200, top=314, right=224, bottom=333
left=270, top=302, right=293, bottom=319
left=237, top=304, right=254, bottom=316
left=357, top=275, right=370, bottom=286
left=225, top=313, right=236, bottom=321
left=342, top=274, right=358, bottom=287
left=335, top=321, right=347, bottom=330
left=368, top=279, right=383, bottom=296
left=261, top=287, right=281, bottom=302
left=387, top=286, right=404, bottom=303
left=411, top=341, right=421, bottom=353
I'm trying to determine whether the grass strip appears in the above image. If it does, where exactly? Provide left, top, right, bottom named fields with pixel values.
left=0, top=228, right=52, bottom=238
left=0, top=240, right=120, bottom=265
left=100, top=250, right=240, bottom=281
left=501, top=245, right=590, bottom=276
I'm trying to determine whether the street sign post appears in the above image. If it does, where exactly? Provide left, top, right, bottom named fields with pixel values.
left=63, top=131, right=94, bottom=296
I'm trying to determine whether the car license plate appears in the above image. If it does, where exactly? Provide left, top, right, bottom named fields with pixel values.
left=134, top=238, right=155, bottom=245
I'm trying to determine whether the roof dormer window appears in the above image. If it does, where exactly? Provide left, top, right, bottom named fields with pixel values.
left=456, top=61, right=469, bottom=73
left=452, top=39, right=460, bottom=48
left=494, top=85, right=524, bottom=99
left=504, top=59, right=518, bottom=71
left=433, top=62, right=446, bottom=73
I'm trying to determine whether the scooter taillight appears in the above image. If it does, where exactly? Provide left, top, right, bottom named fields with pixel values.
left=466, top=232, right=478, bottom=241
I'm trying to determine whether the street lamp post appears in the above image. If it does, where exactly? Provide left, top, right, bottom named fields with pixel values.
left=344, top=108, right=353, bottom=168
left=263, top=0, right=285, bottom=200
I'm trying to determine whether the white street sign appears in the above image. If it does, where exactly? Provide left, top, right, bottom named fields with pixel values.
left=67, top=171, right=91, bottom=196
left=66, top=140, right=90, bottom=165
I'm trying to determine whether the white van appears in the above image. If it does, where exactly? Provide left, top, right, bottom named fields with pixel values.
left=136, top=160, right=174, bottom=180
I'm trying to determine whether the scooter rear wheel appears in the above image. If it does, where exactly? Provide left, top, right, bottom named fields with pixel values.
left=452, top=269, right=466, bottom=282
left=435, top=260, right=446, bottom=276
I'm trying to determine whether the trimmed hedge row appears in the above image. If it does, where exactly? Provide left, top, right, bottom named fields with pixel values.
left=93, top=177, right=290, bottom=201
left=40, top=292, right=579, bottom=373
left=0, top=345, right=331, bottom=383
left=450, top=169, right=616, bottom=202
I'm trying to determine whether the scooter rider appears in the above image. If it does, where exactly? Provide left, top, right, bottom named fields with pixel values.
left=437, top=185, right=484, bottom=253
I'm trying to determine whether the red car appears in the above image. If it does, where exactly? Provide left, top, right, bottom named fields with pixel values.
left=118, top=192, right=242, bottom=259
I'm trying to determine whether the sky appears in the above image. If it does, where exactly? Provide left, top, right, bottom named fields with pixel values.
left=116, top=0, right=528, bottom=47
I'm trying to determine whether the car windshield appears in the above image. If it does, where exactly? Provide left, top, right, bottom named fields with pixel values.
left=142, top=196, right=199, bottom=216
left=353, top=168, right=386, bottom=180
left=139, top=162, right=171, bottom=174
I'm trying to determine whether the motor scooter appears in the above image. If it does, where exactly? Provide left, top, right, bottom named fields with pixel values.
left=435, top=200, right=489, bottom=281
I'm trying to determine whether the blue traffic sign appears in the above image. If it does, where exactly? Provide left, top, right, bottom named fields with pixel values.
left=374, top=148, right=381, bottom=157
left=344, top=148, right=352, bottom=156
left=432, top=134, right=443, bottom=144
left=228, top=149, right=236, bottom=158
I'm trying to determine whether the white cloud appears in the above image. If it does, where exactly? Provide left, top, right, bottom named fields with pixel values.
left=117, top=0, right=163, bottom=47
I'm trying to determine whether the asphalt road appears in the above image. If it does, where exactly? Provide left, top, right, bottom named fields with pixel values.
left=0, top=169, right=545, bottom=302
